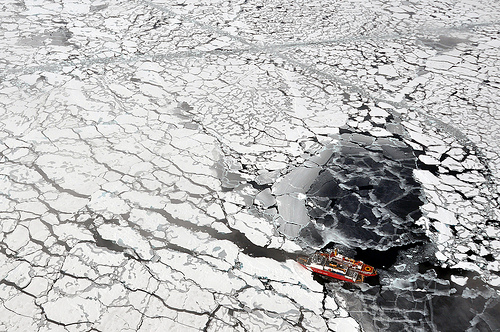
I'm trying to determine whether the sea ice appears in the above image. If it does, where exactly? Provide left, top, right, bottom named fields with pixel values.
left=1, top=0, right=499, bottom=331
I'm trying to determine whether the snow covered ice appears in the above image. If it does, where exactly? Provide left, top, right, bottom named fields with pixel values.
left=1, top=0, right=500, bottom=331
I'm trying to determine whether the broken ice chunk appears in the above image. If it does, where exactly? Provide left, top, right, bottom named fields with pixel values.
left=450, top=275, right=468, bottom=286
left=254, top=188, right=276, bottom=209
left=275, top=195, right=310, bottom=232
left=378, top=65, right=398, bottom=77
left=273, top=166, right=321, bottom=196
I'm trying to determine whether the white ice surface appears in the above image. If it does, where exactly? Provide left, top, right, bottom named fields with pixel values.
left=1, top=0, right=500, bottom=331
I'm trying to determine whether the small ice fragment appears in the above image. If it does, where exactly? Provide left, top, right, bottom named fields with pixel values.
left=394, top=264, right=406, bottom=272
left=450, top=275, right=468, bottom=286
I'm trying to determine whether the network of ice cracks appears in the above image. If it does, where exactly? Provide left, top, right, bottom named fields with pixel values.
left=0, top=0, right=500, bottom=331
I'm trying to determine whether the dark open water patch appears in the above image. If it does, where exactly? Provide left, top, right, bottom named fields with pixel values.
left=295, top=130, right=500, bottom=330
left=301, top=131, right=427, bottom=251
left=333, top=263, right=500, bottom=332
left=354, top=243, right=424, bottom=270
left=320, top=242, right=500, bottom=331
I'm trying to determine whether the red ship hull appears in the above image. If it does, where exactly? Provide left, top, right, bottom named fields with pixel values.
left=298, top=250, right=377, bottom=283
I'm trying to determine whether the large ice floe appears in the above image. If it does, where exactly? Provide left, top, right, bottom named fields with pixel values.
left=1, top=0, right=500, bottom=331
